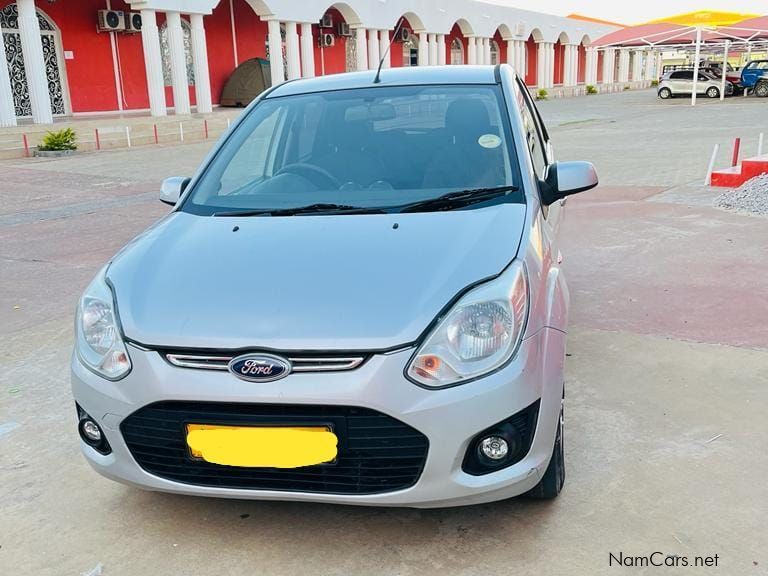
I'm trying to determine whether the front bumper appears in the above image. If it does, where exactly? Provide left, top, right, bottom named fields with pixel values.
left=71, top=327, right=566, bottom=508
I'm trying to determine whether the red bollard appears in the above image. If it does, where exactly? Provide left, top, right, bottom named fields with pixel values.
left=204, top=119, right=209, bottom=139
left=153, top=124, right=159, bottom=145
left=22, top=133, right=29, bottom=157
left=95, top=128, right=101, bottom=151
left=731, top=137, right=741, bottom=167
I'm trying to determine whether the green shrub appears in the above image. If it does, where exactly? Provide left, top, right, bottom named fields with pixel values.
left=536, top=88, right=549, bottom=100
left=38, top=128, right=77, bottom=151
left=650, top=79, right=659, bottom=87
left=586, top=84, right=598, bottom=95
left=623, top=85, right=631, bottom=91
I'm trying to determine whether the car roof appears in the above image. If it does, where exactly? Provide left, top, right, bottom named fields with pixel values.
left=266, top=65, right=502, bottom=98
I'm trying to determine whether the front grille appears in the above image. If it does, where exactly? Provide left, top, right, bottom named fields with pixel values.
left=163, top=352, right=366, bottom=373
left=121, top=402, right=429, bottom=495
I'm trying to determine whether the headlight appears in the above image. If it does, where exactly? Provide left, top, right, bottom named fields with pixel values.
left=407, top=261, right=528, bottom=388
left=75, top=272, right=131, bottom=380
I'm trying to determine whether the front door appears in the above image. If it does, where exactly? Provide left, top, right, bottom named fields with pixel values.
left=1, top=3, right=67, bottom=118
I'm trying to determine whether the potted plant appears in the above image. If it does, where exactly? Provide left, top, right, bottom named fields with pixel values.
left=586, top=84, right=598, bottom=95
left=536, top=88, right=549, bottom=100
left=35, top=128, right=77, bottom=157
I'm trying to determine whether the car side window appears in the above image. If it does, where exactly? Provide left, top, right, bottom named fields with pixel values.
left=517, top=78, right=550, bottom=216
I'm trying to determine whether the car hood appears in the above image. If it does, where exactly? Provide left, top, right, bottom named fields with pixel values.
left=108, top=207, right=525, bottom=350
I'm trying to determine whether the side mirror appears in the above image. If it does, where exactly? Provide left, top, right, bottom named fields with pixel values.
left=159, top=177, right=190, bottom=206
left=540, top=161, right=598, bottom=206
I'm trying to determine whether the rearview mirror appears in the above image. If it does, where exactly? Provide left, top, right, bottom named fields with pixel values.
left=160, top=177, right=190, bottom=206
left=540, top=161, right=598, bottom=206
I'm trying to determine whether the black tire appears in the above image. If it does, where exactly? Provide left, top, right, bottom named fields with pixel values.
left=706, top=87, right=720, bottom=99
left=658, top=87, right=672, bottom=99
left=525, top=402, right=565, bottom=500
left=756, top=82, right=768, bottom=98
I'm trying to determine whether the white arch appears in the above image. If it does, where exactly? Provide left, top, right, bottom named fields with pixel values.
left=557, top=31, right=571, bottom=45
left=453, top=18, right=474, bottom=36
left=528, top=27, right=544, bottom=43
left=396, top=11, right=426, bottom=32
left=580, top=33, right=592, bottom=46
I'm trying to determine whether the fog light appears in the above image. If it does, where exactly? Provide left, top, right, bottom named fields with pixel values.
left=81, top=419, right=102, bottom=443
left=479, top=436, right=509, bottom=460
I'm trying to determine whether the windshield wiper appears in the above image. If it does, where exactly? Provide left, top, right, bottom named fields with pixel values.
left=213, top=203, right=386, bottom=217
left=397, top=186, right=520, bottom=213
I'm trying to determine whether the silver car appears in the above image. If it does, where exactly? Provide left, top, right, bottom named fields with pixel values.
left=71, top=65, right=598, bottom=508
left=658, top=69, right=734, bottom=99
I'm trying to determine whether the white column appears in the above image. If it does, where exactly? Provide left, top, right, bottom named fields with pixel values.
left=190, top=14, right=212, bottom=114
left=0, top=27, right=16, bottom=127
left=267, top=19, right=285, bottom=85
left=467, top=36, right=476, bottom=65
left=140, top=9, right=166, bottom=117
left=368, top=29, right=381, bottom=69
left=417, top=32, right=428, bottom=66
left=538, top=42, right=554, bottom=88
left=300, top=23, right=315, bottom=78
left=506, top=39, right=515, bottom=69
left=515, top=40, right=526, bottom=77
left=585, top=47, right=598, bottom=85
left=427, top=33, right=438, bottom=65
left=437, top=34, right=446, bottom=65
left=355, top=27, right=368, bottom=71
left=284, top=21, right=300, bottom=80
left=655, top=51, right=664, bottom=80
left=166, top=12, right=191, bottom=114
left=644, top=50, right=654, bottom=81
left=631, top=50, right=643, bottom=82
left=17, top=0, right=52, bottom=123
left=563, top=44, right=574, bottom=86
left=378, top=30, right=390, bottom=68
left=617, top=49, right=630, bottom=83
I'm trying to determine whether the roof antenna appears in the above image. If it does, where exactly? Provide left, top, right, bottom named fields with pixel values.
left=374, top=18, right=405, bottom=84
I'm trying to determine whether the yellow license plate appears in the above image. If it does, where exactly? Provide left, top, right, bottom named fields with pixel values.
left=185, top=424, right=338, bottom=468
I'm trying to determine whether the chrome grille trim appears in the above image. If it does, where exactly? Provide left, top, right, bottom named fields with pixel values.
left=164, top=353, right=365, bottom=373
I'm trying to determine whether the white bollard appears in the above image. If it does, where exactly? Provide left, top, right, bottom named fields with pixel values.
left=759, top=132, right=764, bottom=157
left=705, top=143, right=720, bottom=186
left=179, top=122, right=184, bottom=142
left=226, top=117, right=231, bottom=129
left=125, top=126, right=131, bottom=148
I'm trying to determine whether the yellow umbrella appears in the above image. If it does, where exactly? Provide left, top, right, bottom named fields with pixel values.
left=647, top=10, right=759, bottom=28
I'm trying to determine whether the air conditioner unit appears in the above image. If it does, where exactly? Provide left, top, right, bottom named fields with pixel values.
left=97, top=10, right=125, bottom=32
left=320, top=14, right=333, bottom=28
left=338, top=22, right=352, bottom=37
left=397, top=28, right=410, bottom=42
left=320, top=33, right=335, bottom=48
left=124, top=12, right=142, bottom=33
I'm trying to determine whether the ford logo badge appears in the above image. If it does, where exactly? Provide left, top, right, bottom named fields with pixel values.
left=228, top=354, right=292, bottom=383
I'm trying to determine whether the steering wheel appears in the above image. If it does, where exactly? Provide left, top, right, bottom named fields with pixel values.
left=276, top=163, right=341, bottom=189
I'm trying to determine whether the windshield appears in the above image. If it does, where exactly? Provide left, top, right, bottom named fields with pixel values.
left=182, top=84, right=521, bottom=216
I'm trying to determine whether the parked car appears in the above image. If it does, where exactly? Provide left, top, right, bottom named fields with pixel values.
left=658, top=70, right=734, bottom=99
left=737, top=60, right=768, bottom=97
left=71, top=65, right=599, bottom=508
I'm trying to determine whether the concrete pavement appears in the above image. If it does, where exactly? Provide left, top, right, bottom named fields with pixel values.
left=0, top=90, right=766, bottom=575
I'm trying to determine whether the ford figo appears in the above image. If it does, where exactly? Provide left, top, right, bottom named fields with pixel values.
left=72, top=65, right=598, bottom=508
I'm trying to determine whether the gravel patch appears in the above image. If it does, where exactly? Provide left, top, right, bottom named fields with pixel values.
left=715, top=173, right=768, bottom=216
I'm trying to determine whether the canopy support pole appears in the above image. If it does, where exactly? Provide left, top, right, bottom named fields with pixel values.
left=691, top=26, right=702, bottom=106
left=720, top=40, right=730, bottom=101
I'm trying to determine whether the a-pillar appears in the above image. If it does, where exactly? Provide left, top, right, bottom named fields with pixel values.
left=355, top=27, right=368, bottom=70
left=17, top=0, right=52, bottom=123
left=368, top=29, right=381, bottom=69
left=166, top=12, right=191, bottom=114
left=417, top=32, right=428, bottom=66
left=617, top=49, right=630, bottom=83
left=425, top=33, right=436, bottom=65
left=585, top=47, right=598, bottom=85
left=284, top=21, right=300, bottom=80
left=300, top=23, right=315, bottom=77
left=140, top=9, right=166, bottom=116
left=467, top=36, right=477, bottom=65
left=537, top=42, right=554, bottom=88
left=602, top=48, right=616, bottom=84
left=267, top=19, right=285, bottom=85
left=437, top=34, right=446, bottom=65
left=189, top=14, right=212, bottom=114
left=631, top=50, right=643, bottom=82
left=0, top=25, right=17, bottom=127
left=378, top=30, right=390, bottom=69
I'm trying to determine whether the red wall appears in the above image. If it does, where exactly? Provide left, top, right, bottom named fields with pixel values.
left=578, top=45, right=586, bottom=84
left=493, top=31, right=507, bottom=64
left=553, top=41, right=564, bottom=85
left=525, top=37, right=537, bottom=86
left=597, top=51, right=604, bottom=82
left=313, top=8, right=349, bottom=75
left=446, top=24, right=467, bottom=66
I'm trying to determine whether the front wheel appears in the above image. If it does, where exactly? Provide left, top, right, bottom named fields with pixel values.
left=706, top=86, right=720, bottom=99
left=525, top=403, right=565, bottom=499
left=658, top=87, right=672, bottom=99
left=755, top=82, right=768, bottom=98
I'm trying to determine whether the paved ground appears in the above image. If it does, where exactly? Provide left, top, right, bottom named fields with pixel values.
left=1, top=90, right=766, bottom=575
